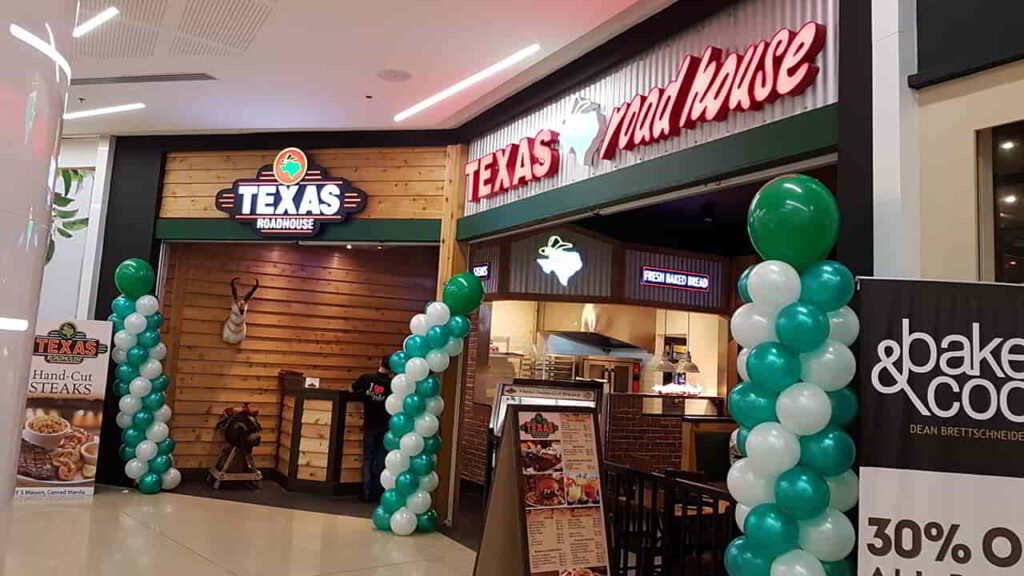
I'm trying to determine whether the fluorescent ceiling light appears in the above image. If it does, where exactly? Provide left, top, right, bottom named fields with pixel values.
left=0, top=317, right=29, bottom=332
left=9, top=23, right=72, bottom=79
left=394, top=43, right=541, bottom=122
left=73, top=6, right=120, bottom=38
left=64, top=102, right=145, bottom=119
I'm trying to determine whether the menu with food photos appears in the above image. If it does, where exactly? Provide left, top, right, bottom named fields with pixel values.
left=474, top=406, right=610, bottom=576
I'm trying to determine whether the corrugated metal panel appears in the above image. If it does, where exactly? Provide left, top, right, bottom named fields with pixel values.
left=468, top=244, right=501, bottom=295
left=508, top=229, right=613, bottom=297
left=466, top=0, right=838, bottom=216
left=623, top=249, right=728, bottom=310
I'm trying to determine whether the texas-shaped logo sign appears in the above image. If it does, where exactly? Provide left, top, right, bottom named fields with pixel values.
left=536, top=235, right=583, bottom=287
left=560, top=95, right=605, bottom=167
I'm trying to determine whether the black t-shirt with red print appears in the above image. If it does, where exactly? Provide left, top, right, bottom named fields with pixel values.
left=352, top=372, right=392, bottom=432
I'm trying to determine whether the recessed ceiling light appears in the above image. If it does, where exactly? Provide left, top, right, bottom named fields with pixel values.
left=394, top=43, right=541, bottom=122
left=346, top=244, right=353, bottom=250
left=377, top=69, right=412, bottom=82
left=1001, top=140, right=1018, bottom=150
left=73, top=6, right=119, bottom=38
left=9, top=23, right=71, bottom=79
left=1003, top=195, right=1018, bottom=204
left=64, top=102, right=145, bottom=120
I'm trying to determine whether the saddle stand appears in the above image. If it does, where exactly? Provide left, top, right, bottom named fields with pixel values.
left=207, top=446, right=262, bottom=490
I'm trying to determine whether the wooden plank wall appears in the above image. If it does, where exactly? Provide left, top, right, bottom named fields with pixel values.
left=159, top=147, right=448, bottom=220
left=162, top=242, right=438, bottom=469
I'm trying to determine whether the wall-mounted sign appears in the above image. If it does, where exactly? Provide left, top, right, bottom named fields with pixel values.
left=472, top=262, right=491, bottom=280
left=215, top=147, right=368, bottom=238
left=465, top=129, right=559, bottom=203
left=640, top=266, right=711, bottom=292
left=536, top=236, right=582, bottom=287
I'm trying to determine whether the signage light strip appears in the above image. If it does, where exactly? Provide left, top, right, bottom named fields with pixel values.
left=73, top=6, right=120, bottom=38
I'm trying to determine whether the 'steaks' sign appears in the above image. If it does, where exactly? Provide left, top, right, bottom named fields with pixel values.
left=215, top=148, right=367, bottom=238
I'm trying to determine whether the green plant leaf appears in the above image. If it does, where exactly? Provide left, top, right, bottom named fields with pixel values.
left=52, top=195, right=73, bottom=208
left=63, top=217, right=89, bottom=231
left=45, top=237, right=55, bottom=264
left=61, top=169, right=73, bottom=198
left=56, top=227, right=72, bottom=238
left=54, top=208, right=78, bottom=219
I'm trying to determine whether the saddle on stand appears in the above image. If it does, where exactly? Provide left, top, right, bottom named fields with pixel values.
left=208, top=404, right=264, bottom=489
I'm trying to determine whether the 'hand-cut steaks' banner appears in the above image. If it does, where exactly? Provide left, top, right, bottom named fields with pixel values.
left=215, top=147, right=368, bottom=238
left=858, top=278, right=1024, bottom=576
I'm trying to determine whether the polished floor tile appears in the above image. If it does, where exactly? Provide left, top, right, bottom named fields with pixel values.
left=4, top=489, right=476, bottom=576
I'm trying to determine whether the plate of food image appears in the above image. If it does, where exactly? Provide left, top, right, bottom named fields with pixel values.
left=524, top=474, right=566, bottom=508
left=521, top=440, right=563, bottom=473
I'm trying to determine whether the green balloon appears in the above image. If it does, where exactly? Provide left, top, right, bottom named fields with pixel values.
left=142, top=391, right=166, bottom=411
left=416, top=375, right=440, bottom=397
left=380, top=489, right=404, bottom=514
left=404, top=335, right=430, bottom=358
left=423, top=435, right=441, bottom=455
left=146, top=312, right=164, bottom=331
left=389, top=413, right=414, bottom=437
left=744, top=503, right=799, bottom=559
left=736, top=426, right=751, bottom=457
left=112, top=295, right=135, bottom=318
left=800, top=427, right=856, bottom=477
left=426, top=325, right=450, bottom=349
left=738, top=265, right=755, bottom=303
left=747, top=342, right=801, bottom=393
left=748, top=174, right=840, bottom=271
left=403, top=393, right=426, bottom=416
left=149, top=454, right=172, bottom=474
left=122, top=427, right=144, bottom=448
left=410, top=453, right=435, bottom=476
left=132, top=410, right=155, bottom=431
left=116, top=363, right=138, bottom=383
left=729, top=383, right=778, bottom=428
left=372, top=506, right=392, bottom=531
left=108, top=313, right=125, bottom=333
left=138, top=472, right=162, bottom=494
left=395, top=471, right=420, bottom=495
left=115, top=259, right=156, bottom=299
left=383, top=431, right=400, bottom=451
left=724, top=536, right=772, bottom=576
left=800, top=261, right=854, bottom=312
left=151, top=374, right=169, bottom=393
left=126, top=346, right=148, bottom=367
left=822, top=558, right=855, bottom=576
left=157, top=437, right=176, bottom=456
left=389, top=351, right=407, bottom=374
left=138, top=329, right=161, bottom=349
left=416, top=509, right=439, bottom=533
left=828, top=388, right=858, bottom=428
left=446, top=315, right=471, bottom=338
left=442, top=273, right=485, bottom=316
left=776, top=302, right=830, bottom=353
left=775, top=466, right=830, bottom=520
left=119, top=443, right=135, bottom=462
left=114, top=379, right=131, bottom=397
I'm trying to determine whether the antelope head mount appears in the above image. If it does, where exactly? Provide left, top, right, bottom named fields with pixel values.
left=222, top=277, right=259, bottom=344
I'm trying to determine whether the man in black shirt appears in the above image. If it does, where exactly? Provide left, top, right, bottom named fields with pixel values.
left=352, top=357, right=392, bottom=501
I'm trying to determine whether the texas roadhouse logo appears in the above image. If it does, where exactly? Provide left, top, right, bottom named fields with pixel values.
left=33, top=322, right=108, bottom=365
left=520, top=413, right=560, bottom=439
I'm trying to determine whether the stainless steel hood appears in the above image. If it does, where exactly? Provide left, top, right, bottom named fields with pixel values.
left=538, top=302, right=656, bottom=352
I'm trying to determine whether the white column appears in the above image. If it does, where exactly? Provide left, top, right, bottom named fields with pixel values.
left=0, top=0, right=75, bottom=564
left=871, top=0, right=921, bottom=277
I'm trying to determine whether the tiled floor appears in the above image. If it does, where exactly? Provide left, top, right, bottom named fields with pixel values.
left=4, top=487, right=477, bottom=576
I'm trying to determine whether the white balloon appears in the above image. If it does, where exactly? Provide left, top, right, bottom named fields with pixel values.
left=405, top=357, right=430, bottom=381
left=406, top=489, right=432, bottom=514
left=385, top=450, right=410, bottom=474
left=731, top=303, right=778, bottom=349
left=737, top=348, right=750, bottom=382
left=400, top=432, right=425, bottom=457
left=425, top=301, right=451, bottom=327
left=119, top=395, right=141, bottom=415
left=116, top=411, right=134, bottom=429
left=746, top=422, right=801, bottom=476
left=391, top=374, right=415, bottom=396
left=826, top=470, right=859, bottom=512
left=112, top=347, right=128, bottom=364
left=124, top=458, right=149, bottom=479
left=380, top=469, right=397, bottom=490
left=385, top=394, right=404, bottom=415
left=424, top=396, right=445, bottom=416
left=446, top=337, right=464, bottom=356
left=146, top=422, right=170, bottom=443
left=420, top=471, right=439, bottom=492
left=827, top=306, right=860, bottom=346
left=390, top=507, right=417, bottom=536
left=154, top=404, right=172, bottom=423
left=129, top=376, right=152, bottom=398
left=139, top=359, right=163, bottom=379
left=161, top=467, right=182, bottom=490
left=799, top=508, right=857, bottom=562
left=777, top=382, right=832, bottom=436
left=748, top=260, right=801, bottom=312
left=801, top=341, right=856, bottom=392
left=409, top=314, right=430, bottom=336
left=148, top=342, right=167, bottom=361
left=735, top=503, right=751, bottom=532
left=726, top=458, right=777, bottom=507
left=770, top=549, right=826, bottom=576
left=113, top=330, right=138, bottom=350
left=414, top=413, right=440, bottom=437
left=135, top=295, right=160, bottom=316
left=134, top=440, right=158, bottom=462
left=124, top=313, right=148, bottom=335
left=426, top=349, right=450, bottom=373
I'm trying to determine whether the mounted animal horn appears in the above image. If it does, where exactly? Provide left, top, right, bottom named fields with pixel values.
left=222, top=276, right=259, bottom=345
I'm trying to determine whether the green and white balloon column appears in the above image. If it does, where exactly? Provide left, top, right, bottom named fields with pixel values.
left=372, top=273, right=485, bottom=536
left=726, top=175, right=859, bottom=576
left=108, top=258, right=180, bottom=494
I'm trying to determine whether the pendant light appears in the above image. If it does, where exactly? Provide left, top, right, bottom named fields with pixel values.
left=675, top=314, right=700, bottom=374
left=652, top=344, right=677, bottom=372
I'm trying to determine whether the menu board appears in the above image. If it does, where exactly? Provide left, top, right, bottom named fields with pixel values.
left=475, top=406, right=611, bottom=576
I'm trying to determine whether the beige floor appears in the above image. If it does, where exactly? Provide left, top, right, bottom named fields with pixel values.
left=3, top=489, right=477, bottom=576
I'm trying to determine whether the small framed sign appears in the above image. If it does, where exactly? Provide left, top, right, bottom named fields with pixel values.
left=640, top=265, right=711, bottom=292
left=472, top=262, right=492, bottom=280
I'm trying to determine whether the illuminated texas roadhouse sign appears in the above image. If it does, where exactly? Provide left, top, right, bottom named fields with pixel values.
left=216, top=147, right=368, bottom=237
left=465, top=21, right=826, bottom=203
